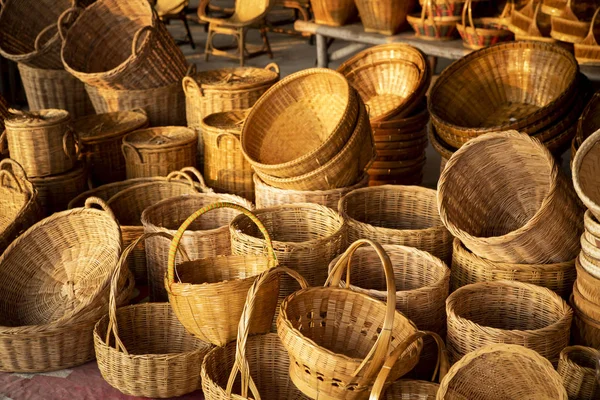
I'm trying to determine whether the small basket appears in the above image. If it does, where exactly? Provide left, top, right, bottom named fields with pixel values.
left=0, top=159, right=40, bottom=251
left=17, top=63, right=94, bottom=119
left=141, top=192, right=253, bottom=301
left=446, top=280, right=573, bottom=364
left=573, top=121, right=600, bottom=221
left=407, top=1, right=461, bottom=41
left=2, top=109, right=78, bottom=178
left=450, top=239, right=577, bottom=298
left=550, top=0, right=592, bottom=44
left=310, top=0, right=357, bottom=26
left=94, top=232, right=213, bottom=398
left=457, top=0, right=514, bottom=49
left=122, top=126, right=197, bottom=179
left=438, top=131, right=583, bottom=264
left=575, top=9, right=600, bottom=64
left=30, top=163, right=87, bottom=216
left=60, top=0, right=187, bottom=89
left=241, top=68, right=358, bottom=179
left=355, top=0, right=417, bottom=35
left=339, top=185, right=453, bottom=264
left=166, top=202, right=280, bottom=347
left=437, top=344, right=568, bottom=399
left=74, top=110, right=149, bottom=186
left=557, top=345, right=600, bottom=400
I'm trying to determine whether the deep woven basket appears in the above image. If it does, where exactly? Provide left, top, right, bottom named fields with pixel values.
left=446, top=280, right=573, bottom=364
left=310, top=0, right=357, bottom=26
left=339, top=185, right=453, bottom=264
left=573, top=129, right=600, bottom=221
left=30, top=163, right=87, bottom=216
left=355, top=0, right=417, bottom=35
left=572, top=294, right=600, bottom=348
left=557, top=345, right=600, bottom=400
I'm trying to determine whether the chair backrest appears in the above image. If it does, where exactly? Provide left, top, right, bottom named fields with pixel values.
left=154, top=0, right=187, bottom=16
left=234, top=0, right=272, bottom=22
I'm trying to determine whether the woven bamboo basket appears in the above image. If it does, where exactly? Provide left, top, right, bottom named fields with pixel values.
left=355, top=0, right=417, bottom=35
left=509, top=0, right=551, bottom=35
left=2, top=109, right=78, bottom=178
left=122, top=126, right=197, bottom=179
left=253, top=173, right=369, bottom=209
left=30, top=163, right=87, bottom=216
left=446, top=280, right=573, bottom=364
left=557, top=345, right=600, bottom=400
left=167, top=202, right=280, bottom=347
left=437, top=344, right=568, bottom=399
left=60, top=0, right=187, bottom=90
left=438, top=131, right=583, bottom=264
left=457, top=0, right=514, bottom=49
left=576, top=254, right=600, bottom=302
left=74, top=110, right=149, bottom=186
left=575, top=9, right=600, bottom=64
left=94, top=232, right=213, bottom=398
left=372, top=380, right=440, bottom=400
left=277, top=239, right=428, bottom=400
left=202, top=266, right=310, bottom=400
left=17, top=64, right=94, bottom=118
left=407, top=2, right=461, bottom=41
left=200, top=110, right=254, bottom=201
left=550, top=0, right=592, bottom=44
left=106, top=170, right=209, bottom=282
left=254, top=100, right=375, bottom=191
left=141, top=192, right=253, bottom=301
left=429, top=41, right=578, bottom=142
left=573, top=128, right=600, bottom=221
left=328, top=244, right=450, bottom=380
left=0, top=159, right=40, bottom=251
left=450, top=239, right=576, bottom=298
left=241, top=68, right=358, bottom=179
left=580, top=237, right=600, bottom=280
left=310, top=0, right=357, bottom=26
left=428, top=124, right=455, bottom=173
left=572, top=295, right=600, bottom=348
left=371, top=104, right=429, bottom=132
left=339, top=185, right=453, bottom=264
left=578, top=92, right=600, bottom=145
left=573, top=282, right=600, bottom=322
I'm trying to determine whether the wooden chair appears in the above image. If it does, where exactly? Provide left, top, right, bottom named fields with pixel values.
left=199, top=0, right=274, bottom=66
left=153, top=0, right=196, bottom=48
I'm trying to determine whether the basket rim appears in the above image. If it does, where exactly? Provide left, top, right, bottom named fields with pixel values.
left=28, top=163, right=87, bottom=184
left=253, top=173, right=369, bottom=195
left=559, top=345, right=600, bottom=373
left=199, top=109, right=249, bottom=134
left=74, top=110, right=149, bottom=142
left=336, top=43, right=429, bottom=75
left=572, top=128, right=600, bottom=218
left=122, top=126, right=197, bottom=150
left=578, top=92, right=600, bottom=141
left=370, top=99, right=429, bottom=130
left=192, top=66, right=279, bottom=91
left=4, top=108, right=70, bottom=128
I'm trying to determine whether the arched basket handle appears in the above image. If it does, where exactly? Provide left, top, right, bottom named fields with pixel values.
left=165, top=170, right=197, bottom=189
left=121, top=142, right=143, bottom=164
left=57, top=7, right=83, bottom=41
left=84, top=196, right=116, bottom=221
left=34, top=23, right=58, bottom=51
left=264, top=62, right=280, bottom=74
left=132, top=25, right=152, bottom=56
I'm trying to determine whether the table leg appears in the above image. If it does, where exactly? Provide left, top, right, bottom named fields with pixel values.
left=427, top=56, right=438, bottom=75
left=316, top=34, right=329, bottom=68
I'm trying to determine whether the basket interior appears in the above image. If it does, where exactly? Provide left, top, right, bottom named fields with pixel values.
left=175, top=255, right=273, bottom=285
left=566, top=348, right=598, bottom=369
left=338, top=46, right=427, bottom=77
left=342, top=188, right=441, bottom=230
left=195, top=67, right=277, bottom=88
left=203, top=110, right=247, bottom=133
left=439, top=135, right=552, bottom=238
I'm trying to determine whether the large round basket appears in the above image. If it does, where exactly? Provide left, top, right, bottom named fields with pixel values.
left=557, top=345, right=600, bottom=400
left=446, top=280, right=573, bottom=364
left=30, top=163, right=87, bottom=216
left=438, top=130, right=583, bottom=264
left=141, top=192, right=253, bottom=301
left=339, top=185, right=453, bottom=264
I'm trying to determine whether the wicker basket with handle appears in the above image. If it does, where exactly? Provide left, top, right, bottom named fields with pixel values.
left=456, top=0, right=514, bottom=49
left=30, top=162, right=87, bottom=216
left=557, top=345, right=600, bottom=400
left=407, top=0, right=461, bottom=41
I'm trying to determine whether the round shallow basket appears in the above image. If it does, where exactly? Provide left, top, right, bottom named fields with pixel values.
left=141, top=192, right=253, bottom=301
left=241, top=68, right=359, bottom=179
left=253, top=173, right=369, bottom=209
left=311, top=0, right=357, bottom=26
left=3, top=109, right=78, bottom=178
left=254, top=100, right=375, bottom=191
left=74, top=109, right=149, bottom=186
left=450, top=239, right=576, bottom=298
left=166, top=202, right=280, bottom=347
left=31, top=163, right=87, bottom=216
left=573, top=129, right=600, bottom=221
left=122, top=126, right=197, bottom=179
left=328, top=244, right=450, bottom=379
left=94, top=233, right=213, bottom=398
left=355, top=0, right=416, bottom=35
left=446, top=280, right=573, bottom=364
left=61, top=0, right=187, bottom=90
left=437, top=344, right=568, bottom=400
left=17, top=64, right=95, bottom=119
left=557, top=345, right=600, bottom=400
left=0, top=159, right=41, bottom=251
left=429, top=41, right=579, bottom=143
left=277, top=239, right=426, bottom=400
left=438, top=131, right=583, bottom=264
left=339, top=185, right=453, bottom=264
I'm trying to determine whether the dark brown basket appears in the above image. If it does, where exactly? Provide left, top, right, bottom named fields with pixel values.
left=30, top=163, right=88, bottom=216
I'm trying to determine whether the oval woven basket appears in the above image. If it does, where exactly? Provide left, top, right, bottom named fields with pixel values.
left=573, top=128, right=600, bottom=221
left=61, top=0, right=187, bottom=89
left=122, top=126, right=198, bottom=179
left=74, top=109, right=149, bottom=186
left=30, top=162, right=87, bottom=216
left=241, top=68, right=358, bottom=179
left=0, top=159, right=41, bottom=252
left=355, top=0, right=417, bottom=35
left=557, top=345, right=600, bottom=400
left=446, top=280, right=573, bottom=364
left=437, top=344, right=568, bottom=399
left=94, top=232, right=213, bottom=398
left=450, top=239, right=576, bottom=298
left=438, top=130, right=583, bottom=264
left=311, top=0, right=357, bottom=26
left=141, top=192, right=253, bottom=301
left=166, top=202, right=280, bottom=347
left=339, top=185, right=453, bottom=264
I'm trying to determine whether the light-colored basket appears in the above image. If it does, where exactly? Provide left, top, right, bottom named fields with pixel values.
left=166, top=202, right=280, bottom=347
left=355, top=0, right=417, bottom=35
left=438, top=131, right=583, bottom=264
left=576, top=254, right=600, bottom=303
left=373, top=380, right=440, bottom=400
left=30, top=163, right=87, bottom=216
left=572, top=294, right=600, bottom=348
left=446, top=280, right=573, bottom=364
left=310, top=0, right=357, bottom=26
left=141, top=192, right=253, bottom=301
left=339, top=185, right=453, bottom=264
left=573, top=128, right=600, bottom=221
left=122, top=126, right=197, bottom=179
left=557, top=345, right=600, bottom=400
left=437, top=344, right=568, bottom=399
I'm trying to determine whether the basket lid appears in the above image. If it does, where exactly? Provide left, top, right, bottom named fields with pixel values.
left=73, top=110, right=149, bottom=142
left=194, top=66, right=279, bottom=90
left=201, top=109, right=249, bottom=133
left=123, top=126, right=197, bottom=149
left=5, top=109, right=70, bottom=128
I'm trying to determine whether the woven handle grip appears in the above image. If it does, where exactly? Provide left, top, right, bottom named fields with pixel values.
left=178, top=166, right=211, bottom=191
left=166, top=202, right=277, bottom=285
left=131, top=25, right=152, bottom=56
left=121, top=142, right=144, bottom=164
left=0, top=170, right=24, bottom=193
left=182, top=75, right=201, bottom=96
left=586, top=8, right=600, bottom=42
left=62, top=128, right=80, bottom=161
left=57, top=7, right=82, bottom=41
left=225, top=266, right=309, bottom=399
left=0, top=130, right=7, bottom=154
left=215, top=132, right=241, bottom=148
left=34, top=23, right=57, bottom=51
left=264, top=63, right=280, bottom=74
left=0, top=158, right=28, bottom=193
left=165, top=170, right=196, bottom=189
left=326, top=239, right=397, bottom=381
left=84, top=197, right=116, bottom=221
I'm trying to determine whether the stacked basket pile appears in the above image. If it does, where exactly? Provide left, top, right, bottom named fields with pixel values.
left=337, top=44, right=430, bottom=186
